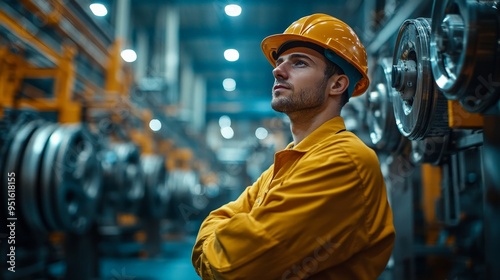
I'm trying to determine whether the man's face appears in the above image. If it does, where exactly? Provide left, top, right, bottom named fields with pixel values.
left=271, top=47, right=330, bottom=114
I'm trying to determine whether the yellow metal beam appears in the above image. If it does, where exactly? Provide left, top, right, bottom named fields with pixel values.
left=105, top=40, right=124, bottom=94
left=129, top=129, right=156, bottom=155
left=448, top=100, right=484, bottom=129
left=420, top=163, right=443, bottom=245
left=167, top=148, right=193, bottom=171
left=17, top=98, right=58, bottom=110
left=55, top=45, right=78, bottom=123
left=58, top=101, right=82, bottom=123
left=0, top=50, right=25, bottom=109
left=22, top=68, right=59, bottom=77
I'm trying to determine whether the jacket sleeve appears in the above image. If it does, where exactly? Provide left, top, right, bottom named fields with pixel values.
left=191, top=166, right=271, bottom=279
left=192, top=144, right=383, bottom=279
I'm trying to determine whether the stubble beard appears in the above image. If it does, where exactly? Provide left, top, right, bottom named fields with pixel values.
left=271, top=78, right=328, bottom=115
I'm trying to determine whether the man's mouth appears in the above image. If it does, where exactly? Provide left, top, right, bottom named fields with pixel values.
left=273, top=84, right=290, bottom=91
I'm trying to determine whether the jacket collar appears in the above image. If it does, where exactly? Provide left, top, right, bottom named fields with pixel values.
left=285, top=116, right=347, bottom=152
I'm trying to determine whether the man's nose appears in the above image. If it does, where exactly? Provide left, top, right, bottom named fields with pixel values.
left=272, top=63, right=288, bottom=79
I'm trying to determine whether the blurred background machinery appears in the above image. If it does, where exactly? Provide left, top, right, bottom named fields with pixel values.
left=0, top=0, right=499, bottom=279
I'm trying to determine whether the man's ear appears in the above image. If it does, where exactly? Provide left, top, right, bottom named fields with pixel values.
left=330, top=74, right=349, bottom=96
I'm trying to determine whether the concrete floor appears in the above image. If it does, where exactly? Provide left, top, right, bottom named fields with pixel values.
left=99, top=236, right=200, bottom=280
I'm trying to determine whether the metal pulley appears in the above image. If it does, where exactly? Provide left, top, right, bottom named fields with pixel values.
left=341, top=95, right=373, bottom=147
left=430, top=0, right=500, bottom=113
left=166, top=169, right=205, bottom=221
left=366, top=57, right=404, bottom=153
left=107, top=142, right=145, bottom=213
left=100, top=148, right=121, bottom=208
left=140, top=154, right=171, bottom=219
left=392, top=17, right=449, bottom=140
left=410, top=135, right=450, bottom=165
left=40, top=124, right=102, bottom=234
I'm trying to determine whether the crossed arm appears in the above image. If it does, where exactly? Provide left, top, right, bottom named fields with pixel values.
left=191, top=151, right=376, bottom=280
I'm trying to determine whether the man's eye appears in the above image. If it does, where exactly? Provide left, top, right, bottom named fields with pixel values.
left=294, top=60, right=307, bottom=66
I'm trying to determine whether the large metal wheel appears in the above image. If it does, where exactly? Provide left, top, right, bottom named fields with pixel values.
left=430, top=0, right=500, bottom=113
left=2, top=121, right=42, bottom=178
left=367, top=57, right=403, bottom=153
left=2, top=120, right=43, bottom=233
left=140, top=154, right=171, bottom=219
left=40, top=126, right=66, bottom=231
left=20, top=123, right=58, bottom=236
left=40, top=124, right=102, bottom=234
left=109, top=142, right=145, bottom=213
left=392, top=18, right=449, bottom=140
left=53, top=124, right=102, bottom=234
left=166, top=169, right=204, bottom=221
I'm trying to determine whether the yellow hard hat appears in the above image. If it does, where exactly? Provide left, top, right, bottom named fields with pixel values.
left=261, top=13, right=369, bottom=97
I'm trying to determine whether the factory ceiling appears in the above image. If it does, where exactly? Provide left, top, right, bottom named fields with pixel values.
left=126, top=0, right=369, bottom=122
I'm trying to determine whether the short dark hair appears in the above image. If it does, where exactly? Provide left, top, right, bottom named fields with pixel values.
left=324, top=60, right=349, bottom=107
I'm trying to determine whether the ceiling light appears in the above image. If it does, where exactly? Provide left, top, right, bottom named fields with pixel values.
left=224, top=49, right=239, bottom=62
left=149, top=119, right=162, bottom=132
left=223, top=78, right=236, bottom=91
left=89, top=3, right=108, bottom=17
left=221, top=126, right=234, bottom=139
left=255, top=127, right=268, bottom=140
left=218, top=115, right=231, bottom=128
left=224, top=4, right=242, bottom=17
left=121, top=49, right=137, bottom=62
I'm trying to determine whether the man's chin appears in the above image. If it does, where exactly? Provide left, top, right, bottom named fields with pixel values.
left=271, top=103, right=286, bottom=113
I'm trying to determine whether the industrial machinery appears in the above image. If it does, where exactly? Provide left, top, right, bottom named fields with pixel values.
left=364, top=0, right=500, bottom=279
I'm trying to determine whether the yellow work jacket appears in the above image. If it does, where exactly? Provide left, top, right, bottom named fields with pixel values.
left=192, top=116, right=395, bottom=279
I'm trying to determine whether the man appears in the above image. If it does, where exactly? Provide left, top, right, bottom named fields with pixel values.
left=192, top=13, right=395, bottom=279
